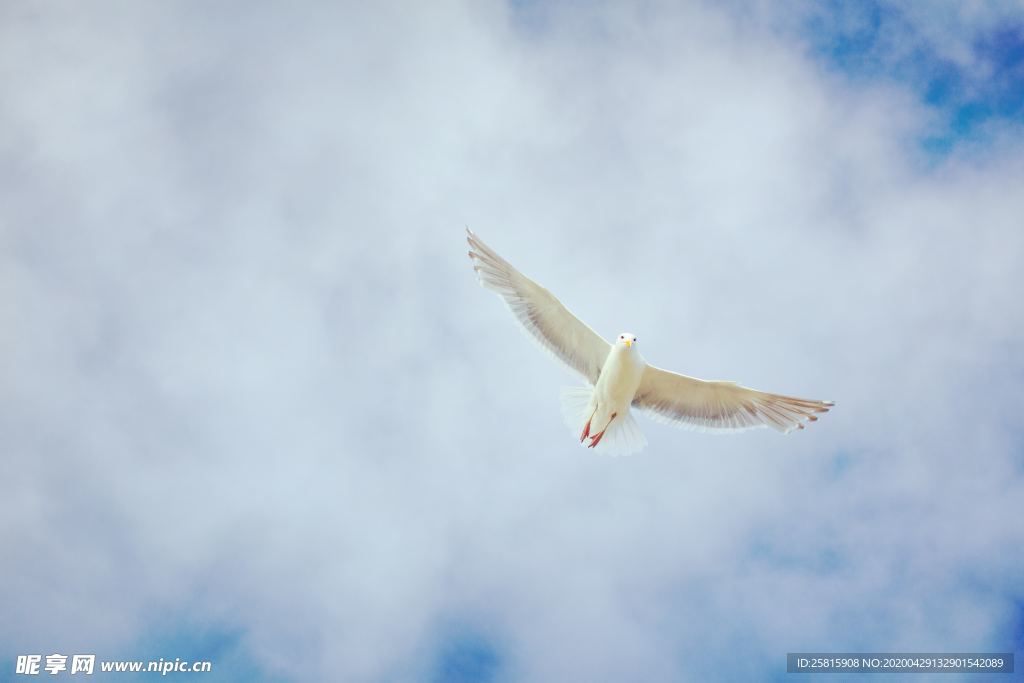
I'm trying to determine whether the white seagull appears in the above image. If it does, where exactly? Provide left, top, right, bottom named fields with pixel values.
left=467, top=229, right=833, bottom=455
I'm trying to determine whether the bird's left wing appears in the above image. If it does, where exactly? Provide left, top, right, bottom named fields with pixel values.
left=467, top=229, right=610, bottom=385
left=633, top=365, right=833, bottom=434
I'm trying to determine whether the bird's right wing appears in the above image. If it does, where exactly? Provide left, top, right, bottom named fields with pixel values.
left=467, top=229, right=610, bottom=385
left=633, top=365, right=833, bottom=434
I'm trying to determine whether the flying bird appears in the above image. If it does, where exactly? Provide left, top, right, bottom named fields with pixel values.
left=467, top=229, right=833, bottom=455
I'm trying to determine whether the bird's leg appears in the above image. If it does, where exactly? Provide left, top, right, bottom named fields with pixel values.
left=580, top=405, right=598, bottom=443
left=587, top=412, right=617, bottom=448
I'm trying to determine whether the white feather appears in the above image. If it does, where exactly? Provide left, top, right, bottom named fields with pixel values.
left=633, top=366, right=833, bottom=434
left=467, top=229, right=610, bottom=385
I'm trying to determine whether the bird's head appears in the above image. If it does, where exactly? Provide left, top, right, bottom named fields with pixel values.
left=616, top=332, right=638, bottom=349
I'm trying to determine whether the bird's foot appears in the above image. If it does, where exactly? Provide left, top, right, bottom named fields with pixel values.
left=586, top=412, right=617, bottom=448
left=580, top=405, right=598, bottom=443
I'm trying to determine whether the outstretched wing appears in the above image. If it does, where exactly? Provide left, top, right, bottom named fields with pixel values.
left=467, top=229, right=610, bottom=385
left=633, top=365, right=833, bottom=434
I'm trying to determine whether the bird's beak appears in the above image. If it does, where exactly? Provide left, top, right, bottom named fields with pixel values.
left=625, top=339, right=633, bottom=348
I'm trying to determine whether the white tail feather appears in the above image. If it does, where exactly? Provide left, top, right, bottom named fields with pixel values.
left=560, top=386, right=594, bottom=434
left=560, top=387, right=648, bottom=456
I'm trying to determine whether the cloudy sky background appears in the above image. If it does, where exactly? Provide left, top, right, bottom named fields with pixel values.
left=2, top=1, right=1023, bottom=680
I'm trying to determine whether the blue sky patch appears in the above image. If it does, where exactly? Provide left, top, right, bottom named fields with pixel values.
left=802, top=3, right=1024, bottom=153
left=432, top=632, right=503, bottom=683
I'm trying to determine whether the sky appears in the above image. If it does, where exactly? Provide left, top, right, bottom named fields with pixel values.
left=2, top=1, right=1023, bottom=681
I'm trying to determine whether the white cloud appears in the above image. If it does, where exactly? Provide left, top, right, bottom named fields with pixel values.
left=1, top=1, right=1022, bottom=680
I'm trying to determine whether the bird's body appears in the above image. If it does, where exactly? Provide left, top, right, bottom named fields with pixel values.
left=582, top=337, right=646, bottom=447
left=594, top=342, right=646, bottom=427
left=467, top=228, right=833, bottom=455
